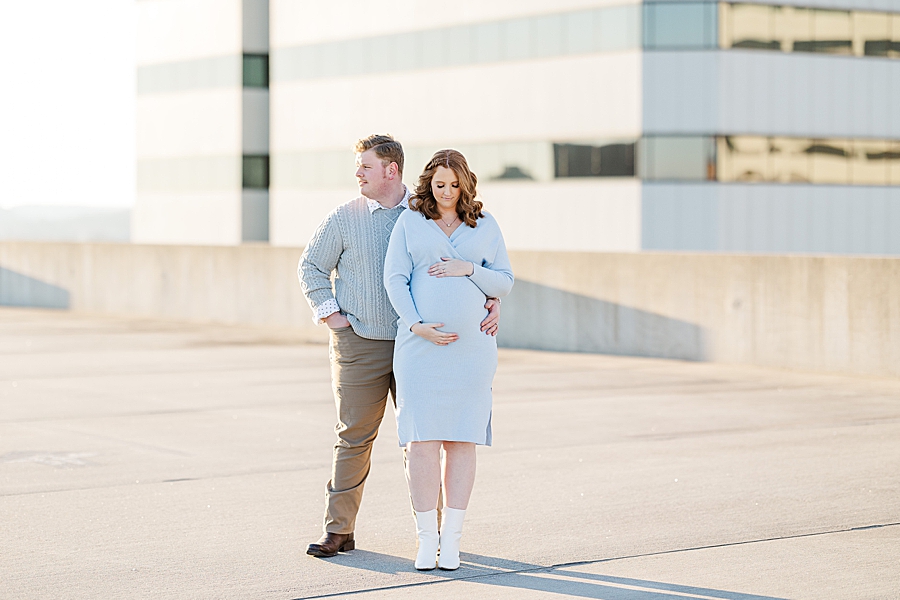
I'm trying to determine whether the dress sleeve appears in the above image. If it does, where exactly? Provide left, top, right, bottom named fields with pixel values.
left=384, top=216, right=423, bottom=331
left=467, top=220, right=515, bottom=298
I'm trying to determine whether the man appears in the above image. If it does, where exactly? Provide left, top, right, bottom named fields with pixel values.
left=298, top=134, right=500, bottom=557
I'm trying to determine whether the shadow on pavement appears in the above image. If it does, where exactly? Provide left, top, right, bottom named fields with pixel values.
left=315, top=550, right=786, bottom=599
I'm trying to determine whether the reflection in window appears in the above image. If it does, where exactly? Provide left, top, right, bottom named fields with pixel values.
left=716, top=136, right=770, bottom=181
left=716, top=135, right=900, bottom=185
left=644, top=2, right=718, bottom=50
left=853, top=140, right=890, bottom=186
left=493, top=166, right=534, bottom=180
left=554, top=143, right=635, bottom=178
left=242, top=155, right=269, bottom=189
left=720, top=3, right=781, bottom=51
left=243, top=54, right=269, bottom=87
left=721, top=4, right=900, bottom=59
left=807, top=139, right=853, bottom=184
left=640, top=137, right=716, bottom=181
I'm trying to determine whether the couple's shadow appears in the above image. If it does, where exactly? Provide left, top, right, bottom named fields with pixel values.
left=315, top=550, right=786, bottom=600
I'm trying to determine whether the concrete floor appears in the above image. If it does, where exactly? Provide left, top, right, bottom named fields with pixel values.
left=1, top=307, right=898, bottom=600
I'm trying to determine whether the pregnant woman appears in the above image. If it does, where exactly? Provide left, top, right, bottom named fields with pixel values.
left=383, top=149, right=514, bottom=571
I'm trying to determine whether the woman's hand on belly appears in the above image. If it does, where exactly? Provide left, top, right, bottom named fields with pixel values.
left=428, top=258, right=474, bottom=278
left=411, top=322, right=459, bottom=346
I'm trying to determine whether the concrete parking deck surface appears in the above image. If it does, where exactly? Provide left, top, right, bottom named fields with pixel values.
left=2, top=308, right=899, bottom=599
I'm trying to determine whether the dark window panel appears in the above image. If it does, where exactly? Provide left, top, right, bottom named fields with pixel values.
left=864, top=40, right=900, bottom=56
left=554, top=143, right=635, bottom=178
left=243, top=155, right=269, bottom=189
left=733, top=40, right=782, bottom=50
left=243, top=54, right=269, bottom=87
left=793, top=40, right=853, bottom=54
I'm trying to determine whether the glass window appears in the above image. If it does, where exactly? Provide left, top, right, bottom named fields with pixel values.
left=890, top=142, right=900, bottom=185
left=534, top=14, right=564, bottom=59
left=894, top=15, right=900, bottom=59
left=769, top=137, right=810, bottom=183
left=852, top=140, right=890, bottom=186
left=804, top=9, right=853, bottom=55
left=296, top=46, right=320, bottom=80
left=806, top=139, right=852, bottom=184
left=774, top=6, right=812, bottom=55
left=342, top=38, right=366, bottom=77
left=564, top=9, right=595, bottom=54
left=243, top=54, right=268, bottom=87
left=445, top=24, right=475, bottom=67
left=555, top=142, right=636, bottom=178
left=717, top=136, right=771, bottom=182
left=420, top=27, right=449, bottom=69
left=643, top=2, right=718, bottom=50
left=317, top=40, right=344, bottom=79
left=640, top=137, right=714, bottom=181
left=722, top=3, right=781, bottom=51
left=474, top=21, right=502, bottom=63
left=242, top=155, right=269, bottom=189
left=393, top=32, right=421, bottom=71
left=600, top=4, right=640, bottom=52
left=502, top=17, right=533, bottom=61
left=854, top=11, right=890, bottom=57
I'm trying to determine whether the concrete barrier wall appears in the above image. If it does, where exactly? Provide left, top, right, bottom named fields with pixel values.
left=0, top=241, right=326, bottom=341
left=2, top=241, right=898, bottom=378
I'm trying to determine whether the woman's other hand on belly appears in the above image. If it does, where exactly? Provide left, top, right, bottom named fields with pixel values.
left=428, top=258, right=474, bottom=278
left=411, top=322, right=459, bottom=346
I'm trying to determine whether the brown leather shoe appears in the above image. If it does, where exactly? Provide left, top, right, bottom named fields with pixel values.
left=306, top=532, right=355, bottom=557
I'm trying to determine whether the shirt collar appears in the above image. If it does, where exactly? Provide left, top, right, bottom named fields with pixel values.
left=366, top=186, right=410, bottom=214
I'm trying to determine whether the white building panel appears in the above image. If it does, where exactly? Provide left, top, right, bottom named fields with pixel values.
left=137, top=0, right=242, bottom=65
left=269, top=188, right=358, bottom=248
left=480, top=179, right=642, bottom=252
left=132, top=191, right=242, bottom=246
left=270, top=53, right=641, bottom=152
left=642, top=183, right=900, bottom=255
left=270, top=180, right=641, bottom=252
left=242, top=0, right=269, bottom=53
left=242, top=89, right=270, bottom=155
left=645, top=51, right=900, bottom=139
left=137, top=89, right=242, bottom=159
left=270, top=0, right=640, bottom=48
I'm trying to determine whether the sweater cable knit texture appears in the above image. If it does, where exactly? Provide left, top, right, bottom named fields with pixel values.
left=298, top=196, right=406, bottom=341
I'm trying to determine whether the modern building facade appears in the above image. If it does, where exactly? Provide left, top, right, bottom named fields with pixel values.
left=135, top=0, right=270, bottom=245
left=137, top=0, right=900, bottom=254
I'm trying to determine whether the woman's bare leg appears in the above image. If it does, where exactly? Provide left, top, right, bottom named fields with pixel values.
left=406, top=441, right=442, bottom=512
left=441, top=441, right=476, bottom=509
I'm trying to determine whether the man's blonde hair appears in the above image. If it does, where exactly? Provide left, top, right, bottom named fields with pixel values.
left=354, top=134, right=404, bottom=175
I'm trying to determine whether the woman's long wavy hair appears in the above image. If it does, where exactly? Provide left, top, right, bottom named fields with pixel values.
left=410, top=149, right=484, bottom=227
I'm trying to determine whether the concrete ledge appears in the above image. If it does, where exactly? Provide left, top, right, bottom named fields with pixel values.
left=504, top=251, right=900, bottom=378
left=1, top=241, right=897, bottom=377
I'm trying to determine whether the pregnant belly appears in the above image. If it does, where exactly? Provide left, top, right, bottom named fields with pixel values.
left=410, top=273, right=487, bottom=335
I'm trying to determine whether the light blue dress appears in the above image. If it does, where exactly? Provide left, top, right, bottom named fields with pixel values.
left=383, top=210, right=514, bottom=446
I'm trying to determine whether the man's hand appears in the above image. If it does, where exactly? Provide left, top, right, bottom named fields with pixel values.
left=481, top=298, right=500, bottom=336
left=411, top=322, right=459, bottom=346
left=324, top=312, right=351, bottom=329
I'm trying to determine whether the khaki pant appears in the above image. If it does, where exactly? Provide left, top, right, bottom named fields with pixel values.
left=324, top=326, right=395, bottom=534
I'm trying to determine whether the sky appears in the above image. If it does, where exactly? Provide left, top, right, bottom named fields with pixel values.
left=0, top=1, right=136, bottom=209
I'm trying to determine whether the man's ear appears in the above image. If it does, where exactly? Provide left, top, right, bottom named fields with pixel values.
left=388, top=162, right=399, bottom=179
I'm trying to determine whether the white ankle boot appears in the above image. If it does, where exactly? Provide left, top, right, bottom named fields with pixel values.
left=437, top=507, right=465, bottom=570
left=414, top=509, right=439, bottom=570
